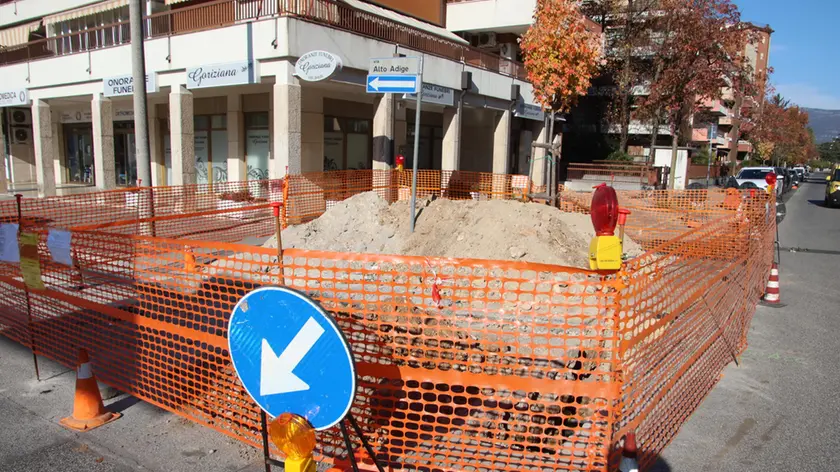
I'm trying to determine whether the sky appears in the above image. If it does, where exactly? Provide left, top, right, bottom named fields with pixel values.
left=735, top=0, right=840, bottom=110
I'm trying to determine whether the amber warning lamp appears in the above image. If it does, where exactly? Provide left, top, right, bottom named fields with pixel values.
left=395, top=154, right=405, bottom=171
left=268, top=413, right=317, bottom=472
left=764, top=172, right=777, bottom=195
left=589, top=184, right=623, bottom=271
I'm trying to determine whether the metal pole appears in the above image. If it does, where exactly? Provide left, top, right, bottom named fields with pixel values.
left=259, top=411, right=273, bottom=472
left=15, top=194, right=40, bottom=381
left=129, top=0, right=151, bottom=187
left=706, top=124, right=713, bottom=187
left=409, top=57, right=423, bottom=233
left=547, top=111, right=555, bottom=202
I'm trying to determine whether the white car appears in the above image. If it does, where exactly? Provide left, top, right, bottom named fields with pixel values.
left=735, top=167, right=782, bottom=197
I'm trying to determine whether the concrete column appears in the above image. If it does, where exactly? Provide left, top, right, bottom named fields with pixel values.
left=394, top=101, right=407, bottom=157
left=0, top=111, right=7, bottom=193
left=531, top=119, right=548, bottom=187
left=442, top=106, right=461, bottom=171
left=31, top=100, right=56, bottom=197
left=301, top=87, right=324, bottom=173
left=271, top=82, right=302, bottom=177
left=272, top=83, right=302, bottom=178
left=52, top=115, right=64, bottom=186
left=149, top=102, right=165, bottom=187
left=169, top=86, right=195, bottom=186
left=372, top=93, right=394, bottom=170
left=227, top=94, right=246, bottom=181
left=493, top=109, right=511, bottom=174
left=92, top=95, right=116, bottom=190
left=492, top=109, right=512, bottom=198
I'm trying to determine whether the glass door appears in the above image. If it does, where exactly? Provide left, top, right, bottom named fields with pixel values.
left=114, top=122, right=137, bottom=186
left=63, top=124, right=94, bottom=184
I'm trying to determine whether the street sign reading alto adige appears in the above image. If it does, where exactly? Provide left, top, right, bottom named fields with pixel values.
left=228, top=286, right=356, bottom=430
left=369, top=56, right=420, bottom=75
left=367, top=56, right=421, bottom=94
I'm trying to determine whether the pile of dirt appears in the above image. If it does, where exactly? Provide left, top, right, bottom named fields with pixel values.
left=266, top=192, right=643, bottom=268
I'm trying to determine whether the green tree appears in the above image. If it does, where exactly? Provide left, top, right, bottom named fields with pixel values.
left=819, top=138, right=840, bottom=163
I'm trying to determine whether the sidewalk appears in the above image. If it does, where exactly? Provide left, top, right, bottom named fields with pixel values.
left=0, top=336, right=264, bottom=472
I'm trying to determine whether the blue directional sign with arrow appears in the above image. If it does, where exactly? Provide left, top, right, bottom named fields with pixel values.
left=227, top=286, right=356, bottom=430
left=366, top=74, right=420, bottom=94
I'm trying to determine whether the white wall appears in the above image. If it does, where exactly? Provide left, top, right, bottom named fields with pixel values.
left=446, top=0, right=536, bottom=33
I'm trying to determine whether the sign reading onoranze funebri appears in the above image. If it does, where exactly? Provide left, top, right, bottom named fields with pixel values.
left=103, top=74, right=158, bottom=97
left=295, top=51, right=343, bottom=82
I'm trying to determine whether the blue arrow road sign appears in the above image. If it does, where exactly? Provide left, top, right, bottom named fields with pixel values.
left=228, top=286, right=356, bottom=430
left=366, top=74, right=420, bottom=94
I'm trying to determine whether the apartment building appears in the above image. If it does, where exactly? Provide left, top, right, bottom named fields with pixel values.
left=0, top=0, right=551, bottom=196
left=690, top=23, right=773, bottom=162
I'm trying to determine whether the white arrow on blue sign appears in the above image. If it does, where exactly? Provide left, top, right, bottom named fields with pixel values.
left=366, top=74, right=420, bottom=94
left=227, top=286, right=356, bottom=430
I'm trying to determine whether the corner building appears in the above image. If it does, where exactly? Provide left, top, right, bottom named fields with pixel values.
left=0, top=0, right=552, bottom=197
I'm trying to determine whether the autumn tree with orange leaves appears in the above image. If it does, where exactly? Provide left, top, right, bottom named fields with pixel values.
left=637, top=0, right=747, bottom=188
left=520, top=0, right=603, bottom=113
left=750, top=93, right=818, bottom=165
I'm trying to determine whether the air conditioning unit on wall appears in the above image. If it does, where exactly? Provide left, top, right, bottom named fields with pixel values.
left=476, top=32, right=497, bottom=48
left=10, top=108, right=31, bottom=126
left=11, top=126, right=31, bottom=145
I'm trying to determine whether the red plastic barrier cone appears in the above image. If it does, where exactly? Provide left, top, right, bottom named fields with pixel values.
left=762, top=263, right=781, bottom=304
left=59, top=349, right=121, bottom=431
left=619, top=432, right=639, bottom=472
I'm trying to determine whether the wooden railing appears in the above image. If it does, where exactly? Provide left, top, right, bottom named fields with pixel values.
left=0, top=0, right=527, bottom=79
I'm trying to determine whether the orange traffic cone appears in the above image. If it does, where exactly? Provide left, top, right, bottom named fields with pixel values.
left=619, top=432, right=640, bottom=472
left=59, top=349, right=121, bottom=431
left=762, top=263, right=781, bottom=305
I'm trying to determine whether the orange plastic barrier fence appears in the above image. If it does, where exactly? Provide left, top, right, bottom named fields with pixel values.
left=0, top=170, right=776, bottom=471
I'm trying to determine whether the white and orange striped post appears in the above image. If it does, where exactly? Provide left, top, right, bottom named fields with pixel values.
left=762, top=262, right=782, bottom=305
left=619, top=432, right=640, bottom=472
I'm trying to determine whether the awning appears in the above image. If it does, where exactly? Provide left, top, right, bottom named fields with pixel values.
left=339, top=0, right=469, bottom=45
left=0, top=20, right=42, bottom=48
left=44, top=0, right=130, bottom=25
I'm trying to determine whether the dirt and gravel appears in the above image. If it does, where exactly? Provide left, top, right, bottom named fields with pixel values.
left=265, top=191, right=643, bottom=268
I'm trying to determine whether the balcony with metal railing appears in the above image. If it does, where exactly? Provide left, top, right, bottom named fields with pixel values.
left=0, top=0, right=527, bottom=79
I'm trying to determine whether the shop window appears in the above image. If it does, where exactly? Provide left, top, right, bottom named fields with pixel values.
left=323, top=116, right=372, bottom=171
left=406, top=123, right=443, bottom=170
left=245, top=112, right=270, bottom=180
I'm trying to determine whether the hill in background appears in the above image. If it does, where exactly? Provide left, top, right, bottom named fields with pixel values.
left=804, top=108, right=840, bottom=143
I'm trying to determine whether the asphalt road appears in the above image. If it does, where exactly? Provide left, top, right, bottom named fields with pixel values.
left=656, top=173, right=840, bottom=471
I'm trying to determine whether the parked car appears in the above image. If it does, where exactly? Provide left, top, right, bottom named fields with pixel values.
left=826, top=168, right=840, bottom=207
left=793, top=166, right=807, bottom=180
left=735, top=167, right=782, bottom=197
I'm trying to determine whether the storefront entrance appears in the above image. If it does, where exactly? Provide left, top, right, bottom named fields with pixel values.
left=114, top=122, right=137, bottom=186
left=63, top=124, right=95, bottom=184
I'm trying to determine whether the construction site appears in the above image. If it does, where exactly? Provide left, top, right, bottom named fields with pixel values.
left=0, top=169, right=776, bottom=471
